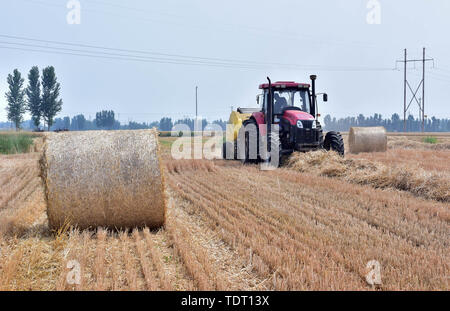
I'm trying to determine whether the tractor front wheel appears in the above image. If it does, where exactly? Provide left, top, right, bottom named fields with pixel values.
left=324, top=131, right=345, bottom=156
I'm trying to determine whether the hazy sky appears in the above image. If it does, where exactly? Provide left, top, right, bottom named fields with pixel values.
left=1, top=0, right=449, bottom=124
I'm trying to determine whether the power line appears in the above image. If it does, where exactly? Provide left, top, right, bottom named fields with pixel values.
left=85, top=0, right=377, bottom=48
left=86, top=0, right=146, bottom=13
left=435, top=64, right=450, bottom=72
left=17, top=0, right=383, bottom=51
left=0, top=34, right=274, bottom=65
left=0, top=41, right=268, bottom=69
left=429, top=73, right=450, bottom=82
left=0, top=34, right=392, bottom=71
left=430, top=68, right=450, bottom=79
left=0, top=34, right=395, bottom=72
left=0, top=44, right=316, bottom=71
left=0, top=45, right=273, bottom=70
left=410, top=71, right=450, bottom=85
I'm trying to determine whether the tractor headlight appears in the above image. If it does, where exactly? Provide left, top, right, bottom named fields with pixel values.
left=312, top=121, right=317, bottom=129
left=296, top=120, right=303, bottom=129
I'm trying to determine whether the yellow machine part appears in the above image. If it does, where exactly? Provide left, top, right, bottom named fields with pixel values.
left=226, top=111, right=252, bottom=142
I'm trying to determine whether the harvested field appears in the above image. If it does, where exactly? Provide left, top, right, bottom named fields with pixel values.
left=166, top=160, right=449, bottom=290
left=348, top=148, right=450, bottom=173
left=0, top=134, right=448, bottom=290
left=388, top=136, right=450, bottom=150
left=0, top=146, right=262, bottom=291
left=341, top=133, right=450, bottom=152
left=287, top=151, right=449, bottom=202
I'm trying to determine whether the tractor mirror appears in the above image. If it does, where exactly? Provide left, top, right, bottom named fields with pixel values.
left=323, top=94, right=328, bottom=102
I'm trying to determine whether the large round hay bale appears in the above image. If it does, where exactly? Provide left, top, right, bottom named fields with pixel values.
left=41, top=129, right=166, bottom=230
left=348, top=127, right=387, bottom=154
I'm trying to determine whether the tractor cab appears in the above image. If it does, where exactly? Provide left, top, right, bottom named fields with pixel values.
left=258, top=81, right=315, bottom=125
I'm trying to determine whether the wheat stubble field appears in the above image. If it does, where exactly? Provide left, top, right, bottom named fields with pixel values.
left=0, top=134, right=448, bottom=290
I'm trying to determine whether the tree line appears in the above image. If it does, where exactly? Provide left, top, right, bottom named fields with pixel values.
left=323, top=113, right=450, bottom=132
left=50, top=114, right=227, bottom=132
left=0, top=110, right=228, bottom=132
left=4, top=67, right=63, bottom=131
left=2, top=110, right=449, bottom=132
left=48, top=113, right=447, bottom=132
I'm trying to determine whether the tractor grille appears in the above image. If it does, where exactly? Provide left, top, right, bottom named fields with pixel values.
left=296, top=128, right=319, bottom=144
left=301, top=120, right=314, bottom=129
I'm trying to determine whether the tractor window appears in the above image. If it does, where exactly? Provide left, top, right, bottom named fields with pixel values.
left=293, top=90, right=311, bottom=114
left=273, top=89, right=311, bottom=115
left=257, top=93, right=264, bottom=107
left=273, top=91, right=290, bottom=115
left=263, top=91, right=269, bottom=112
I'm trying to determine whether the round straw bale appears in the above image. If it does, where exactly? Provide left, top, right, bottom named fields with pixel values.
left=348, top=127, right=387, bottom=154
left=41, top=129, right=166, bottom=230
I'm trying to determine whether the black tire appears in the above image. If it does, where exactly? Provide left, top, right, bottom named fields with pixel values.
left=324, top=131, right=345, bottom=156
left=222, top=142, right=226, bottom=159
left=267, top=131, right=283, bottom=168
left=222, top=141, right=235, bottom=160
left=237, top=120, right=259, bottom=164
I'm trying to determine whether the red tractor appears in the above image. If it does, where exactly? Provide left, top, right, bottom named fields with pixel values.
left=224, top=75, right=344, bottom=165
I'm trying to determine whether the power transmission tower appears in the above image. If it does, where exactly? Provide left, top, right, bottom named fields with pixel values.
left=396, top=48, right=434, bottom=132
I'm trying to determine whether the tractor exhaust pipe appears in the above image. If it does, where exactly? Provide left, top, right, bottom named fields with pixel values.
left=267, top=77, right=273, bottom=154
left=310, top=75, right=317, bottom=117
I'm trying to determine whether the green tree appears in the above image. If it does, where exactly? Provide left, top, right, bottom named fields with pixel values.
left=159, top=117, right=173, bottom=131
left=5, top=69, right=26, bottom=130
left=71, top=114, right=86, bottom=131
left=357, top=114, right=365, bottom=126
left=63, top=116, right=71, bottom=129
left=26, top=66, right=42, bottom=129
left=323, top=114, right=332, bottom=129
left=41, top=66, right=63, bottom=131
left=391, top=113, right=400, bottom=132
left=95, top=110, right=116, bottom=129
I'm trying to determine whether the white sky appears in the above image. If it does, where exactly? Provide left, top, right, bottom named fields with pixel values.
left=0, top=0, right=449, bottom=124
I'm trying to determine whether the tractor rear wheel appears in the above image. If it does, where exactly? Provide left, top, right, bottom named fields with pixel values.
left=238, top=120, right=259, bottom=164
left=324, top=131, right=345, bottom=156
left=222, top=141, right=235, bottom=160
left=267, top=131, right=283, bottom=167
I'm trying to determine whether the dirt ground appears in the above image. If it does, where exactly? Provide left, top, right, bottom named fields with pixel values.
left=0, top=134, right=448, bottom=290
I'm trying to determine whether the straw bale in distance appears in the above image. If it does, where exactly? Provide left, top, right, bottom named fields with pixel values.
left=349, top=127, right=387, bottom=154
left=41, top=129, right=167, bottom=230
